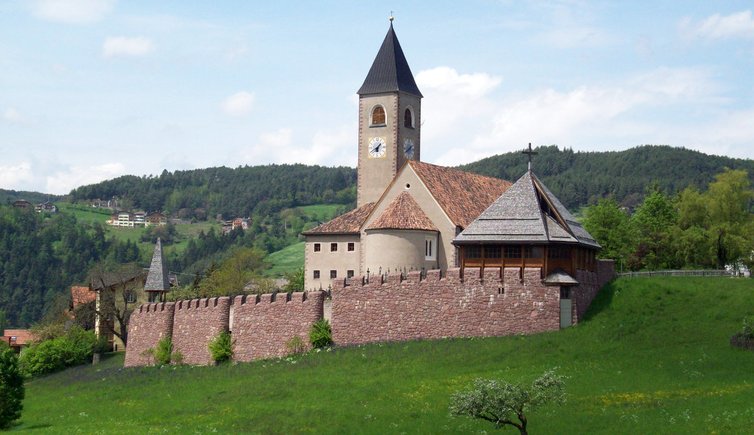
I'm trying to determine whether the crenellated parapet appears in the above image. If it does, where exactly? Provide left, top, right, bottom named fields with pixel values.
left=332, top=267, right=562, bottom=346
left=232, top=291, right=325, bottom=362
left=172, top=297, right=231, bottom=366
left=124, top=302, right=176, bottom=367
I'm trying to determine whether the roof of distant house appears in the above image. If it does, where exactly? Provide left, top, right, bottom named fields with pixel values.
left=302, top=203, right=376, bottom=235
left=71, top=285, right=96, bottom=308
left=3, top=329, right=34, bottom=346
left=366, top=191, right=438, bottom=231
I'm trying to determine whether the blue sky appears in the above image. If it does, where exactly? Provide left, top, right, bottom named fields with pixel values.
left=2, top=1, right=754, bottom=194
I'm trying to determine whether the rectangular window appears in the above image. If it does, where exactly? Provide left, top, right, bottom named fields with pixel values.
left=313, top=270, right=320, bottom=279
left=313, top=243, right=321, bottom=252
left=330, top=243, right=338, bottom=252
left=330, top=270, right=337, bottom=279
left=548, top=246, right=570, bottom=259
left=347, top=242, right=355, bottom=252
left=347, top=270, right=355, bottom=278
left=484, top=245, right=501, bottom=258
left=425, top=236, right=437, bottom=260
left=465, top=245, right=481, bottom=259
left=504, top=245, right=521, bottom=258
left=524, top=246, right=544, bottom=258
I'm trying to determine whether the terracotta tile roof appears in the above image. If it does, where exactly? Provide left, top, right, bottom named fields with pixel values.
left=366, top=192, right=438, bottom=231
left=71, top=285, right=96, bottom=308
left=409, top=161, right=511, bottom=228
left=3, top=329, right=34, bottom=346
left=303, top=202, right=376, bottom=235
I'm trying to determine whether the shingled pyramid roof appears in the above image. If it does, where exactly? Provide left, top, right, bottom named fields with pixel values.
left=357, top=23, right=423, bottom=97
left=453, top=171, right=600, bottom=249
left=366, top=191, right=438, bottom=231
left=144, top=238, right=170, bottom=292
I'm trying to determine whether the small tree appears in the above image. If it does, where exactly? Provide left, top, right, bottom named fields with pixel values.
left=309, top=319, right=333, bottom=349
left=449, top=369, right=565, bottom=434
left=89, top=262, right=144, bottom=347
left=0, top=344, right=24, bottom=429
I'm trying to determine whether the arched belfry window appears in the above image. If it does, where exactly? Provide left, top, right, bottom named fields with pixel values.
left=404, top=107, right=414, bottom=128
left=371, top=105, right=386, bottom=126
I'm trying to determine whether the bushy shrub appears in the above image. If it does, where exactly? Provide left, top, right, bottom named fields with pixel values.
left=152, top=337, right=173, bottom=365
left=19, top=326, right=97, bottom=377
left=0, top=344, right=24, bottom=429
left=741, top=316, right=754, bottom=339
left=286, top=336, right=306, bottom=355
left=208, top=331, right=233, bottom=363
left=309, top=319, right=333, bottom=349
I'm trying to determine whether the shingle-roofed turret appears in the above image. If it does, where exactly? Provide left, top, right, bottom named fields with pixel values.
left=453, top=171, right=600, bottom=248
left=144, top=238, right=170, bottom=292
left=357, top=23, right=423, bottom=97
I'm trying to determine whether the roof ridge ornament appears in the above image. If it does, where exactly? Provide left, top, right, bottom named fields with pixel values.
left=389, top=11, right=394, bottom=23
left=522, top=142, right=538, bottom=172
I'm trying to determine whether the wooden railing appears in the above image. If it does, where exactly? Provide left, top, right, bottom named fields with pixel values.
left=618, top=270, right=734, bottom=278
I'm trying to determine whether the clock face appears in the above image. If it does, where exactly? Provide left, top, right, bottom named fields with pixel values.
left=368, top=137, right=387, bottom=158
left=403, top=139, right=415, bottom=159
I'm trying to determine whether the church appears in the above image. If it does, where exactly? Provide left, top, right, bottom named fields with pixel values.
left=303, top=21, right=600, bottom=293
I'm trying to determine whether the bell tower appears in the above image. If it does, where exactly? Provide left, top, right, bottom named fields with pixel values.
left=356, top=19, right=422, bottom=207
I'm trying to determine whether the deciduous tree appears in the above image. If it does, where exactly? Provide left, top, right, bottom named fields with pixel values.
left=449, top=369, right=565, bottom=434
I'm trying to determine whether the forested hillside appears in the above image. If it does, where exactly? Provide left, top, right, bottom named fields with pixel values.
left=69, top=164, right=356, bottom=220
left=67, top=146, right=754, bottom=215
left=461, top=145, right=754, bottom=209
left=0, top=189, right=61, bottom=205
left=0, top=206, right=141, bottom=328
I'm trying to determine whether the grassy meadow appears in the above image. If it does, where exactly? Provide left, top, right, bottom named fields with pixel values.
left=15, top=277, right=754, bottom=434
left=263, top=242, right=304, bottom=278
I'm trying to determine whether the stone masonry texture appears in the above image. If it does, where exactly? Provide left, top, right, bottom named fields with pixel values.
left=172, top=297, right=231, bottom=365
left=232, top=291, right=325, bottom=362
left=332, top=261, right=615, bottom=346
left=124, top=263, right=614, bottom=367
left=124, top=302, right=175, bottom=367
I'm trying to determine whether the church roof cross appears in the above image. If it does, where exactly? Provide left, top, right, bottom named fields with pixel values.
left=522, top=142, right=538, bottom=172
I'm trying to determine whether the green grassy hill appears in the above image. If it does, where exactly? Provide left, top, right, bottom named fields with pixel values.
left=15, top=277, right=754, bottom=433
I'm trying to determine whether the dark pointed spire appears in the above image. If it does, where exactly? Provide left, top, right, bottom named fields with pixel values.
left=358, top=22, right=423, bottom=97
left=144, top=237, right=170, bottom=292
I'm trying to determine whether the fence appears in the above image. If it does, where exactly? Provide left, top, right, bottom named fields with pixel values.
left=618, top=269, right=734, bottom=278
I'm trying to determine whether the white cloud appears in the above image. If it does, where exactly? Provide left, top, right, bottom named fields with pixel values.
left=417, top=67, right=501, bottom=98
left=240, top=125, right=355, bottom=167
left=0, top=162, right=33, bottom=189
left=102, top=36, right=155, bottom=58
left=260, top=128, right=293, bottom=148
left=221, top=91, right=255, bottom=116
left=45, top=163, right=126, bottom=195
left=423, top=65, right=729, bottom=167
left=2, top=108, right=24, bottom=124
left=30, top=0, right=115, bottom=24
left=680, top=10, right=754, bottom=40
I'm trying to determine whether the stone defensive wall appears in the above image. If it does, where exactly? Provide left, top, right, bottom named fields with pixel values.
left=232, top=291, right=325, bottom=362
left=125, top=262, right=614, bottom=366
left=125, top=291, right=326, bottom=367
left=332, top=260, right=616, bottom=346
left=123, top=301, right=175, bottom=367
left=173, top=297, right=231, bottom=365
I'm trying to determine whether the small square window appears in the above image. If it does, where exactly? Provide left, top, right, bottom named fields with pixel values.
left=313, top=243, right=321, bottom=252
left=313, top=270, right=320, bottom=279
left=330, top=270, right=337, bottom=279
left=347, top=270, right=355, bottom=278
left=330, top=243, right=338, bottom=252
left=347, top=242, right=355, bottom=251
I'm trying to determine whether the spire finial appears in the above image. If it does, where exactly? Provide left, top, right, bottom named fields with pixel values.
left=389, top=11, right=394, bottom=23
left=522, top=142, right=538, bottom=172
